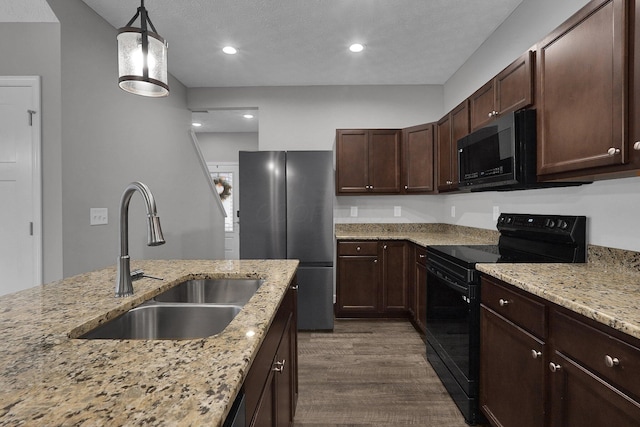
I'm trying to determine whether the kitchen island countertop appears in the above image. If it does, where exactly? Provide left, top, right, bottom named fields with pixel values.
left=0, top=259, right=298, bottom=426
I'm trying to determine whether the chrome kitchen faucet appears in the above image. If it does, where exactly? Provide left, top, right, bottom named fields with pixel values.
left=115, top=181, right=165, bottom=297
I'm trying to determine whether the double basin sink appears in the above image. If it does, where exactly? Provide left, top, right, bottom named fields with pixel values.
left=80, top=278, right=263, bottom=340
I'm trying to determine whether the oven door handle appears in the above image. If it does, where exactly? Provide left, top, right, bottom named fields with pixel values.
left=427, top=265, right=468, bottom=295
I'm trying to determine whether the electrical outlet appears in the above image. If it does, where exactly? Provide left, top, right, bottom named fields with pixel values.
left=451, top=206, right=456, bottom=218
left=350, top=206, right=358, bottom=217
left=493, top=206, right=500, bottom=221
left=90, top=208, right=108, bottom=225
left=394, top=206, right=401, bottom=217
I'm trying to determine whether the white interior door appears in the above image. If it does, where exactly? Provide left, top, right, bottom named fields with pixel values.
left=208, top=162, right=240, bottom=259
left=0, top=76, right=42, bottom=295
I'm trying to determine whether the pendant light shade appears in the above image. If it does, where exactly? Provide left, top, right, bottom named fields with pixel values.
left=117, top=0, right=169, bottom=97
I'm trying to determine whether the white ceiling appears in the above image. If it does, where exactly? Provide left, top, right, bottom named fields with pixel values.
left=81, top=0, right=524, bottom=88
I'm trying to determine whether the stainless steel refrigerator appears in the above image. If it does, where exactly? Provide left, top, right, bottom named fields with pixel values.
left=239, top=150, right=334, bottom=330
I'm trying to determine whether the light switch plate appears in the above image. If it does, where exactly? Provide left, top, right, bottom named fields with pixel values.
left=350, top=206, right=358, bottom=217
left=90, top=208, right=108, bottom=225
left=451, top=206, right=456, bottom=218
left=394, top=206, right=401, bottom=217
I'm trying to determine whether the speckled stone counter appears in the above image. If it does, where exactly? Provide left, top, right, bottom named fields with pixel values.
left=335, top=222, right=499, bottom=247
left=0, top=259, right=298, bottom=426
left=476, top=262, right=640, bottom=342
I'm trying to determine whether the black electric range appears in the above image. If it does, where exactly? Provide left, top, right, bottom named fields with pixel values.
left=424, top=213, right=587, bottom=425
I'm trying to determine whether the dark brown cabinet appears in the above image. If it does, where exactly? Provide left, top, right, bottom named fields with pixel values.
left=470, top=50, right=534, bottom=131
left=480, top=277, right=547, bottom=427
left=537, top=0, right=627, bottom=178
left=335, top=129, right=401, bottom=194
left=401, top=123, right=435, bottom=194
left=411, top=245, right=427, bottom=334
left=336, top=240, right=409, bottom=318
left=437, top=100, right=469, bottom=192
left=246, top=283, right=298, bottom=427
left=480, top=275, right=640, bottom=427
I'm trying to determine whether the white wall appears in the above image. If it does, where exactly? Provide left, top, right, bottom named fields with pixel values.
left=0, top=22, right=63, bottom=282
left=47, top=0, right=225, bottom=277
left=197, top=132, right=259, bottom=163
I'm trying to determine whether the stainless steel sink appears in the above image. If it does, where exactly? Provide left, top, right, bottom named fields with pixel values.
left=153, top=278, right=264, bottom=305
left=79, top=303, right=243, bottom=340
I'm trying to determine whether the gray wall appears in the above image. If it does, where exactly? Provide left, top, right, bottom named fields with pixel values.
left=47, top=0, right=224, bottom=277
left=0, top=22, right=63, bottom=282
left=197, top=132, right=259, bottom=163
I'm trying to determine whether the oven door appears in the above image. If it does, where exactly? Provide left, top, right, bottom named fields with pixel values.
left=425, top=266, right=479, bottom=398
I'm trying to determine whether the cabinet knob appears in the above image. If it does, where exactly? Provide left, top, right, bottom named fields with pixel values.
left=383, top=244, right=388, bottom=250
left=356, top=246, right=361, bottom=252
left=419, top=254, right=426, bottom=259
left=607, top=147, right=621, bottom=156
left=549, top=362, right=561, bottom=373
left=531, top=350, right=542, bottom=359
left=488, top=110, right=499, bottom=118
left=404, top=185, right=408, bottom=190
left=272, top=359, right=286, bottom=373
left=634, top=141, right=640, bottom=151
left=499, top=298, right=510, bottom=307
left=604, top=355, right=620, bottom=368
left=374, top=259, right=378, bottom=263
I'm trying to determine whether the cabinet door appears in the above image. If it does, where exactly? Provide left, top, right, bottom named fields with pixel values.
left=274, top=314, right=293, bottom=427
left=548, top=352, right=640, bottom=427
left=402, top=124, right=434, bottom=193
left=450, top=100, right=470, bottom=189
left=369, top=130, right=401, bottom=193
left=381, top=241, right=409, bottom=313
left=414, top=256, right=427, bottom=334
left=470, top=80, right=496, bottom=131
left=436, top=114, right=453, bottom=191
left=250, top=370, right=276, bottom=427
left=537, top=0, right=627, bottom=176
left=480, top=306, right=546, bottom=427
left=336, top=254, right=379, bottom=316
left=336, top=129, right=369, bottom=193
left=495, top=50, right=534, bottom=118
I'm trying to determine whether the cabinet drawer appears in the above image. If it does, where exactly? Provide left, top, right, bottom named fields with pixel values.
left=551, top=309, right=640, bottom=400
left=415, top=246, right=427, bottom=266
left=481, top=277, right=546, bottom=339
left=337, top=241, right=378, bottom=256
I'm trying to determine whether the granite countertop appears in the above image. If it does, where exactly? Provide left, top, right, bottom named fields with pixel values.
left=476, top=262, right=640, bottom=342
left=0, top=259, right=299, bottom=426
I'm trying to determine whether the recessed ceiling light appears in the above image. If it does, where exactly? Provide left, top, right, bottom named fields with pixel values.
left=349, top=43, right=365, bottom=53
left=243, top=114, right=254, bottom=119
left=223, top=46, right=237, bottom=55
left=192, top=122, right=202, bottom=127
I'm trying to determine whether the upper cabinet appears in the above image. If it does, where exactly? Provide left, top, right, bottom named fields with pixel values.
left=437, top=100, right=470, bottom=192
left=336, top=129, right=401, bottom=194
left=401, top=123, right=435, bottom=194
left=470, top=50, right=535, bottom=131
left=537, top=0, right=627, bottom=178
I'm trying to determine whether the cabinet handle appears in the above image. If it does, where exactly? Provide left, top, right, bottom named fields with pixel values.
left=604, top=355, right=620, bottom=368
left=634, top=141, right=640, bottom=151
left=488, top=110, right=499, bottom=118
left=531, top=350, right=542, bottom=359
left=499, top=298, right=510, bottom=307
left=607, top=147, right=621, bottom=156
left=290, top=285, right=298, bottom=290
left=446, top=180, right=452, bottom=185
left=549, top=362, right=561, bottom=373
left=273, top=359, right=286, bottom=373
left=419, top=254, right=426, bottom=259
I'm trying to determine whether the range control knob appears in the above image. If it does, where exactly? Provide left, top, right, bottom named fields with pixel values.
left=557, top=220, right=569, bottom=230
left=505, top=216, right=513, bottom=224
left=545, top=219, right=556, bottom=228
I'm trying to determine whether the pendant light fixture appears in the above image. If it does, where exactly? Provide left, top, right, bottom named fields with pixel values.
left=117, top=0, right=169, bottom=97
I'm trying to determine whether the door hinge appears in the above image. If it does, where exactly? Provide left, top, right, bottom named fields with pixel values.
left=29, top=222, right=34, bottom=236
left=28, top=110, right=36, bottom=126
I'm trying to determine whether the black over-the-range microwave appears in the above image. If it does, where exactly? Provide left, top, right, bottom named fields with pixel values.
left=457, top=109, right=587, bottom=191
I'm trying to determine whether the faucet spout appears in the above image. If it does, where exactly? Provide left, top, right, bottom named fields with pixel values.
left=115, top=181, right=165, bottom=297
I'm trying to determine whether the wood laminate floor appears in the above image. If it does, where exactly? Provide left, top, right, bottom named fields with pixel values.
left=293, top=319, right=470, bottom=427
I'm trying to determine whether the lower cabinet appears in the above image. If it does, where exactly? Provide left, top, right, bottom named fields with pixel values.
left=335, top=240, right=409, bottom=318
left=480, top=275, right=640, bottom=427
left=245, top=282, right=298, bottom=427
